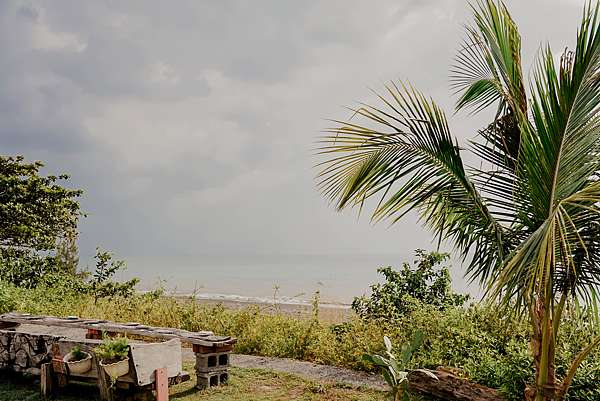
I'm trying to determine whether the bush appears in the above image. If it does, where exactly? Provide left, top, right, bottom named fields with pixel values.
left=352, top=249, right=469, bottom=321
left=88, top=248, right=138, bottom=303
left=0, top=281, right=17, bottom=314
left=94, top=336, right=129, bottom=364
left=0, top=249, right=65, bottom=288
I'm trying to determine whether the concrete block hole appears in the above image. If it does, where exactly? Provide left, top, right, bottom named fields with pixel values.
left=208, top=355, right=217, bottom=367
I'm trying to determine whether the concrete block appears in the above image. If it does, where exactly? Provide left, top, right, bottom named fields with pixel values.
left=194, top=352, right=230, bottom=373
left=195, top=370, right=229, bottom=389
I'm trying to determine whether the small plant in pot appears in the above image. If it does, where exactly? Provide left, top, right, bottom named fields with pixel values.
left=94, top=336, right=130, bottom=379
left=63, top=345, right=92, bottom=374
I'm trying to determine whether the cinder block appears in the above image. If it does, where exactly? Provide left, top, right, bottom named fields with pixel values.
left=196, top=370, right=229, bottom=389
left=195, top=352, right=230, bottom=373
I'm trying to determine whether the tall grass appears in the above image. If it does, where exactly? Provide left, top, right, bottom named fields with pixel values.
left=1, top=281, right=599, bottom=401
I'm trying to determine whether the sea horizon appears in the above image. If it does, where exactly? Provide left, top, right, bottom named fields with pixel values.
left=121, top=252, right=479, bottom=304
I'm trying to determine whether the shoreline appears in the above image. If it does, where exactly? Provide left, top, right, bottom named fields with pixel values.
left=180, top=292, right=351, bottom=309
left=162, top=291, right=353, bottom=323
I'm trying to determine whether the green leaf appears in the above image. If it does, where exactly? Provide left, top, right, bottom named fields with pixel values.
left=384, top=336, right=393, bottom=352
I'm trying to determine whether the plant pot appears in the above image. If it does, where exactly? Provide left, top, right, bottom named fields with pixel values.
left=63, top=352, right=92, bottom=374
left=100, top=358, right=130, bottom=379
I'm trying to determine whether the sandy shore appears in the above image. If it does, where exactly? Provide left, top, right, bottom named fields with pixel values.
left=173, top=295, right=353, bottom=323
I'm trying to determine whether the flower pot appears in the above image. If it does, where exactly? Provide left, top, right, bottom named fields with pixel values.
left=100, top=358, right=130, bottom=379
left=63, top=352, right=92, bottom=374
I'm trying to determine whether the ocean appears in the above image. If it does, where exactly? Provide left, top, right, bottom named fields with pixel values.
left=123, top=253, right=477, bottom=305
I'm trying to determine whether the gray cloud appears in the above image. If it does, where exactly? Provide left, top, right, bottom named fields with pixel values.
left=0, top=0, right=589, bottom=297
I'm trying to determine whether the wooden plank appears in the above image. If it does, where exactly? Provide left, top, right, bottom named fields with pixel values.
left=40, top=362, right=54, bottom=399
left=129, top=339, right=182, bottom=386
left=193, top=344, right=234, bottom=354
left=0, top=321, right=20, bottom=329
left=94, top=353, right=114, bottom=401
left=1, top=330, right=188, bottom=386
left=408, top=370, right=505, bottom=401
left=0, top=313, right=235, bottom=347
left=155, top=367, right=169, bottom=401
left=168, top=371, right=190, bottom=385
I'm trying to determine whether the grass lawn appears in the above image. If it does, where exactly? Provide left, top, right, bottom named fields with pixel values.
left=0, top=363, right=388, bottom=401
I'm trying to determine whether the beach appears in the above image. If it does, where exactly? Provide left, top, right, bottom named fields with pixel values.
left=174, top=293, right=353, bottom=323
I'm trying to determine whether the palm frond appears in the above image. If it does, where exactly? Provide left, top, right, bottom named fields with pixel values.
left=518, top=2, right=600, bottom=222
left=317, top=83, right=507, bottom=284
left=491, top=2, right=600, bottom=310
left=453, top=0, right=527, bottom=219
left=452, top=0, right=526, bottom=115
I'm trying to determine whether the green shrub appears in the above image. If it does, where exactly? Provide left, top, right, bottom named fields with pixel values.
left=68, top=346, right=89, bottom=362
left=0, top=281, right=17, bottom=313
left=88, top=248, right=138, bottom=303
left=352, top=250, right=469, bottom=321
left=94, top=336, right=129, bottom=364
left=363, top=332, right=435, bottom=401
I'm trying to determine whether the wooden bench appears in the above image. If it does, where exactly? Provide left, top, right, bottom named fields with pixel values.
left=0, top=312, right=237, bottom=400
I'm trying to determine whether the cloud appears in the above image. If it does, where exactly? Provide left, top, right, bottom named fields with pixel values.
left=0, top=0, right=590, bottom=296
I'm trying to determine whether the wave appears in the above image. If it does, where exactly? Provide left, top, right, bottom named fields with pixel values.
left=168, top=291, right=351, bottom=309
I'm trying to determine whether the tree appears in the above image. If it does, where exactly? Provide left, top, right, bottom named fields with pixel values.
left=317, top=2, right=600, bottom=400
left=352, top=249, right=469, bottom=321
left=55, top=229, right=80, bottom=276
left=0, top=155, right=82, bottom=286
left=89, top=248, right=139, bottom=304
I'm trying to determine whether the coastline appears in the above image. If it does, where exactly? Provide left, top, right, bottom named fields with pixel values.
left=166, top=292, right=353, bottom=323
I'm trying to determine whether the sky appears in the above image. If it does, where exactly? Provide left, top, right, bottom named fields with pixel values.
left=0, top=0, right=591, bottom=298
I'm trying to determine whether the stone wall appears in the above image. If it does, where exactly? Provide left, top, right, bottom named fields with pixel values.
left=0, top=330, right=63, bottom=375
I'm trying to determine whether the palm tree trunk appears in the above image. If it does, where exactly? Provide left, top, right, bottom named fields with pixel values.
left=528, top=297, right=558, bottom=401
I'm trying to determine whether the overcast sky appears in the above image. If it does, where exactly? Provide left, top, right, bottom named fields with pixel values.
left=0, top=0, right=589, bottom=292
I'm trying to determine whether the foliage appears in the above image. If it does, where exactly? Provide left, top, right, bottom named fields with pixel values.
left=3, top=281, right=599, bottom=401
left=68, top=346, right=89, bottom=362
left=0, top=155, right=82, bottom=287
left=316, top=1, right=600, bottom=399
left=94, top=335, right=129, bottom=364
left=55, top=230, right=79, bottom=276
left=0, top=249, right=63, bottom=288
left=89, top=248, right=138, bottom=303
left=364, top=332, right=436, bottom=401
left=0, top=155, right=82, bottom=251
left=0, top=282, right=17, bottom=314
left=0, top=249, right=137, bottom=313
left=352, top=250, right=469, bottom=321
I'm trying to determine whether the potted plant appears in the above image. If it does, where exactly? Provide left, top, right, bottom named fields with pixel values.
left=94, top=336, right=130, bottom=379
left=63, top=345, right=92, bottom=374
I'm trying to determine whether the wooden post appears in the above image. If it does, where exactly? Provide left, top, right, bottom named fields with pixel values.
left=40, top=363, right=55, bottom=399
left=155, top=367, right=168, bottom=401
left=94, top=355, right=114, bottom=401
left=51, top=356, right=68, bottom=388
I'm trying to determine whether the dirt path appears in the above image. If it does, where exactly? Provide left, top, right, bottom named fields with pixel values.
left=17, top=324, right=387, bottom=391
left=182, top=349, right=386, bottom=390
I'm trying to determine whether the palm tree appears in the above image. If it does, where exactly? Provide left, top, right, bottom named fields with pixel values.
left=316, top=1, right=600, bottom=400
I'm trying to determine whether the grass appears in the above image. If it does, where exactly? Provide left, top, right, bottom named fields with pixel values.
left=3, top=281, right=600, bottom=401
left=0, top=364, right=387, bottom=401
